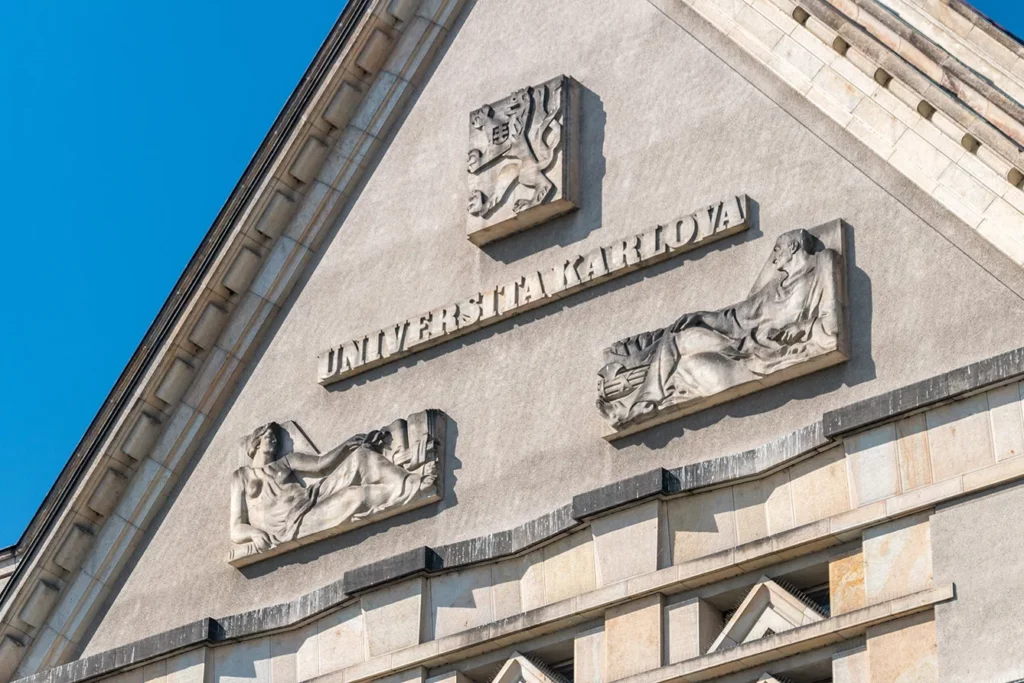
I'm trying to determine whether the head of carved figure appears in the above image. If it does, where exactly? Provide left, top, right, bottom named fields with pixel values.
left=246, top=422, right=282, bottom=466
left=770, top=229, right=815, bottom=274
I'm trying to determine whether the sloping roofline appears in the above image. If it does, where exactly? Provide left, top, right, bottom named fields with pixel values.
left=0, top=0, right=372, bottom=592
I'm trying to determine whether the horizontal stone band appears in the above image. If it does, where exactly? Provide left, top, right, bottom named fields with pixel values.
left=317, top=194, right=750, bottom=385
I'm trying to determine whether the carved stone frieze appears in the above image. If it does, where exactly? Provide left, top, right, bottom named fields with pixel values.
left=466, top=75, right=580, bottom=245
left=228, top=410, right=447, bottom=566
left=598, top=220, right=849, bottom=439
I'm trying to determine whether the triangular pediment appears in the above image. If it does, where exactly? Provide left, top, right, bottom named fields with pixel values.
left=3, top=0, right=1024, bottom=681
left=491, top=653, right=570, bottom=683
left=708, top=577, right=826, bottom=653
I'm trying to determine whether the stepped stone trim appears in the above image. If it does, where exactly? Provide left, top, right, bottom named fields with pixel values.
left=16, top=347, right=1024, bottom=683
left=823, top=346, right=1024, bottom=436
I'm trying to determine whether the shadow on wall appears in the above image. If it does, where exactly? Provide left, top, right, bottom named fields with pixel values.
left=619, top=219, right=876, bottom=451
left=480, top=82, right=607, bottom=264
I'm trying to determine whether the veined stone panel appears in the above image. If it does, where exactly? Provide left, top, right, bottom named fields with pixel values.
left=44, top=0, right=1024, bottom=663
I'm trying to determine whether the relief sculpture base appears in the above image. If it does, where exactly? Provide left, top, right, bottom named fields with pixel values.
left=228, top=410, right=447, bottom=566
left=598, top=220, right=849, bottom=440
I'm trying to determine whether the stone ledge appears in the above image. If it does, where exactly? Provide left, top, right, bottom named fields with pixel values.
left=612, top=584, right=954, bottom=683
left=823, top=346, right=1024, bottom=437
left=343, top=547, right=442, bottom=596
left=15, top=619, right=213, bottom=683
left=19, top=345, right=1024, bottom=683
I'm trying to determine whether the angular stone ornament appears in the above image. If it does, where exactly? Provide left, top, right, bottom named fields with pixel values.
left=599, top=220, right=849, bottom=439
left=228, top=410, right=447, bottom=566
left=707, top=576, right=826, bottom=653
left=491, top=652, right=570, bottom=683
left=466, top=75, right=580, bottom=245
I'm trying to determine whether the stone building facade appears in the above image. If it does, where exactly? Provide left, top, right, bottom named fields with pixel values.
left=3, top=0, right=1024, bottom=680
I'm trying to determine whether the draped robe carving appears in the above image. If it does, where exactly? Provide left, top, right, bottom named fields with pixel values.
left=597, top=222, right=848, bottom=437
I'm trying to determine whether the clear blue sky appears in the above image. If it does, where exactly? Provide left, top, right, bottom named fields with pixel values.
left=0, top=1, right=1022, bottom=548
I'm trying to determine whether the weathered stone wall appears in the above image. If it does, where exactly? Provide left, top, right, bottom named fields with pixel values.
left=79, top=0, right=1024, bottom=655
left=932, top=481, right=1024, bottom=682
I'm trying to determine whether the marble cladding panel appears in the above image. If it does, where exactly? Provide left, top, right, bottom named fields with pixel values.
left=842, top=381, right=1023, bottom=505
left=863, top=513, right=933, bottom=604
left=866, top=611, right=938, bottom=683
left=603, top=594, right=663, bottom=681
left=664, top=597, right=723, bottom=663
left=829, top=548, right=866, bottom=615
left=591, top=501, right=663, bottom=586
left=832, top=644, right=869, bottom=683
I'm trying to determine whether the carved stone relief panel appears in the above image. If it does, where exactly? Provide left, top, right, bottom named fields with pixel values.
left=598, top=220, right=849, bottom=439
left=466, top=75, right=580, bottom=245
left=228, top=410, right=447, bottom=566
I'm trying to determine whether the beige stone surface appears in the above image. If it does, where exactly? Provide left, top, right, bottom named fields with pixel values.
left=763, top=470, right=795, bottom=536
left=604, top=594, right=663, bottom=680
left=789, top=446, right=851, bottom=526
left=845, top=424, right=901, bottom=506
left=863, top=513, right=932, bottom=603
left=665, top=597, right=722, bottom=662
left=525, top=530, right=597, bottom=610
left=894, top=413, right=932, bottom=491
left=316, top=603, right=364, bottom=675
left=669, top=488, right=737, bottom=565
left=866, top=611, right=937, bottom=683
left=592, top=501, right=662, bottom=586
left=829, top=549, right=865, bottom=615
left=925, top=393, right=995, bottom=481
left=212, top=637, right=271, bottom=683
left=732, top=479, right=770, bottom=545
left=573, top=625, right=605, bottom=683
left=987, top=382, right=1024, bottom=462
left=270, top=622, right=318, bottom=683
left=832, top=644, right=868, bottom=683
left=362, top=578, right=425, bottom=658
left=429, top=566, right=493, bottom=640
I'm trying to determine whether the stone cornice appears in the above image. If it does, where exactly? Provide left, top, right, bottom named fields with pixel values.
left=16, top=346, right=1024, bottom=683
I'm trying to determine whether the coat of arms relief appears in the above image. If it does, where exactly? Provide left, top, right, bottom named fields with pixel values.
left=466, top=75, right=580, bottom=245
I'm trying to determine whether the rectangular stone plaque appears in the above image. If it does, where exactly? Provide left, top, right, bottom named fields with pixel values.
left=228, top=410, right=447, bottom=566
left=598, top=219, right=849, bottom=440
left=466, top=75, right=580, bottom=245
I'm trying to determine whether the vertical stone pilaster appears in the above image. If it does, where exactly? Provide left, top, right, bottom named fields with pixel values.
left=604, top=594, right=663, bottom=680
left=664, top=596, right=723, bottom=663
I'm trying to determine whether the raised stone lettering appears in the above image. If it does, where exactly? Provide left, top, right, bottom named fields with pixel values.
left=580, top=247, right=609, bottom=281
left=318, top=195, right=752, bottom=386
left=521, top=271, right=547, bottom=304
left=340, top=338, right=365, bottom=372
left=430, top=305, right=459, bottom=337
left=381, top=322, right=408, bottom=358
left=607, top=235, right=643, bottom=272
left=458, top=295, right=483, bottom=327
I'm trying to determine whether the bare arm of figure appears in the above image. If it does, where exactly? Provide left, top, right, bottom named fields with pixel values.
left=287, top=432, right=380, bottom=476
left=229, top=470, right=272, bottom=551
